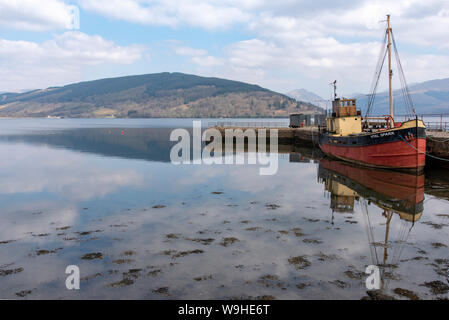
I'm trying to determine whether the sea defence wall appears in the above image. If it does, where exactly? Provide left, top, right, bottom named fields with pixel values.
left=426, top=132, right=449, bottom=167
left=427, top=132, right=449, bottom=157
left=213, top=127, right=319, bottom=147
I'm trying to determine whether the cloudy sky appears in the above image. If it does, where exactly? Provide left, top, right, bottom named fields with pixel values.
left=1, top=0, right=449, bottom=97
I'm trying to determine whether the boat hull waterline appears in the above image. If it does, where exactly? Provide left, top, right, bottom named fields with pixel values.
left=319, top=121, right=426, bottom=172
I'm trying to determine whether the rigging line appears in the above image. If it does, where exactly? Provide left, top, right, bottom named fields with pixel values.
left=392, top=40, right=413, bottom=117
left=395, top=52, right=413, bottom=117
left=395, top=221, right=414, bottom=266
left=367, top=50, right=387, bottom=116
left=391, top=30, right=413, bottom=117
left=391, top=218, right=414, bottom=276
left=391, top=31, right=408, bottom=111
left=398, top=134, right=449, bottom=162
left=368, top=30, right=387, bottom=96
left=366, top=33, right=388, bottom=118
left=384, top=212, right=412, bottom=288
left=366, top=46, right=388, bottom=118
left=366, top=31, right=388, bottom=118
left=392, top=30, right=416, bottom=116
left=386, top=219, right=412, bottom=289
left=391, top=218, right=407, bottom=265
left=361, top=199, right=380, bottom=266
left=392, top=37, right=412, bottom=117
left=361, top=199, right=375, bottom=264
left=381, top=211, right=394, bottom=289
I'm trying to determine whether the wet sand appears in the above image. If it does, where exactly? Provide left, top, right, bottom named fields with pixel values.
left=1, top=189, right=448, bottom=300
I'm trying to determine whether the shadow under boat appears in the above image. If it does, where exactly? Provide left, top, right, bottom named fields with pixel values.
left=318, top=158, right=424, bottom=220
left=318, top=158, right=426, bottom=292
left=204, top=134, right=325, bottom=163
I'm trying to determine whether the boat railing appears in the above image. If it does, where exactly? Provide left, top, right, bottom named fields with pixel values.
left=424, top=122, right=449, bottom=132
left=395, top=113, right=449, bottom=131
left=208, top=114, right=449, bottom=131
left=362, top=116, right=391, bottom=130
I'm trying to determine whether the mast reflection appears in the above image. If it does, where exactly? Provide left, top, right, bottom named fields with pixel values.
left=318, top=158, right=425, bottom=289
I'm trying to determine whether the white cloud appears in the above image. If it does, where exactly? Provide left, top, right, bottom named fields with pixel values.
left=77, top=0, right=449, bottom=95
left=2, top=0, right=449, bottom=95
left=0, top=144, right=145, bottom=201
left=170, top=43, right=225, bottom=68
left=76, top=0, right=449, bottom=48
left=200, top=1, right=449, bottom=95
left=191, top=55, right=225, bottom=67
left=0, top=31, right=143, bottom=91
left=222, top=35, right=449, bottom=96
left=0, top=0, right=76, bottom=31
left=173, top=45, right=207, bottom=56
left=45, top=32, right=143, bottom=64
left=78, top=0, right=250, bottom=29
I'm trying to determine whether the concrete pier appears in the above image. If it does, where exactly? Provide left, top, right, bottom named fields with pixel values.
left=213, top=126, right=319, bottom=147
left=426, top=131, right=449, bottom=166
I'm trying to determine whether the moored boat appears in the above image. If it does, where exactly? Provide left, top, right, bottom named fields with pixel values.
left=319, top=15, right=426, bottom=173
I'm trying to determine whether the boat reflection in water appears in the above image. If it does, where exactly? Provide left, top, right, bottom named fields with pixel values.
left=318, top=158, right=425, bottom=290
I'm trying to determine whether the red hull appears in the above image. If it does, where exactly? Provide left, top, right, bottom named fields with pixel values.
left=320, top=138, right=426, bottom=171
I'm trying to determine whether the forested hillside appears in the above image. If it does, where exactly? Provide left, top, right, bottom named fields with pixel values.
left=0, top=73, right=322, bottom=118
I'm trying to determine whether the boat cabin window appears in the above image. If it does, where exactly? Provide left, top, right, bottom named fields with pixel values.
left=332, top=98, right=357, bottom=117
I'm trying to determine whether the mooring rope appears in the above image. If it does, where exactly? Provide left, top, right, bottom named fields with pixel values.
left=399, top=135, right=449, bottom=162
left=426, top=136, right=449, bottom=143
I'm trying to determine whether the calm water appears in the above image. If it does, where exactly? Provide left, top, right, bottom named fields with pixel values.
left=0, top=118, right=448, bottom=300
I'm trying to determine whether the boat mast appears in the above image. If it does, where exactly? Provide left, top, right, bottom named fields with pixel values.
left=387, top=15, right=394, bottom=126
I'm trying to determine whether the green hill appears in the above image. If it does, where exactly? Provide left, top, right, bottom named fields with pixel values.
left=0, top=72, right=322, bottom=118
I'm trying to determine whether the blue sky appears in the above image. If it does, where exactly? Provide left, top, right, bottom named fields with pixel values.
left=1, top=0, right=449, bottom=97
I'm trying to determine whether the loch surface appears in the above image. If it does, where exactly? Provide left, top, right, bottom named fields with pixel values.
left=0, top=118, right=448, bottom=300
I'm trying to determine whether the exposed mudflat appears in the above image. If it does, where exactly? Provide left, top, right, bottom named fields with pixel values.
left=1, top=192, right=448, bottom=300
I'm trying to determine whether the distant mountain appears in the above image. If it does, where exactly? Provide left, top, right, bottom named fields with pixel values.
left=0, top=72, right=322, bottom=118
left=0, top=92, right=21, bottom=103
left=0, top=89, right=37, bottom=95
left=355, top=78, right=449, bottom=115
left=286, top=89, right=328, bottom=109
